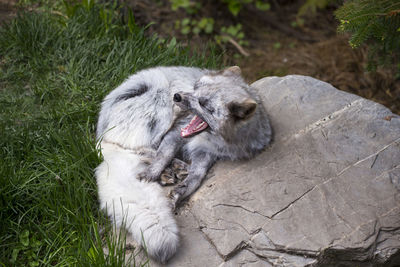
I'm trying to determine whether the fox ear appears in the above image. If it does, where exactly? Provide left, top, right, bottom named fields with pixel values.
left=228, top=99, right=257, bottom=120
left=224, top=66, right=242, bottom=76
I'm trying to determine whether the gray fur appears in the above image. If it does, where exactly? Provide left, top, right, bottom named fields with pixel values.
left=114, top=83, right=149, bottom=102
left=137, top=66, right=272, bottom=205
left=95, top=66, right=272, bottom=263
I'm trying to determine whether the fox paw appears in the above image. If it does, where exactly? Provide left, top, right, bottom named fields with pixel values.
left=168, top=184, right=187, bottom=209
left=170, top=158, right=189, bottom=181
left=160, top=168, right=176, bottom=186
left=160, top=158, right=189, bottom=186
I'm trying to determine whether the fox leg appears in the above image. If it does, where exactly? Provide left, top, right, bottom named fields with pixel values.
left=138, top=130, right=183, bottom=182
left=169, top=151, right=216, bottom=208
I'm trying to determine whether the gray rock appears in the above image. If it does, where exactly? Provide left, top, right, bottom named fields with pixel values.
left=147, top=75, right=400, bottom=266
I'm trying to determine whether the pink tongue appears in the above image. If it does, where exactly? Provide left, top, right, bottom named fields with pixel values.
left=181, top=115, right=208, bottom=137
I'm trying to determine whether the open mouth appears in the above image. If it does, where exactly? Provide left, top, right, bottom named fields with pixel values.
left=181, top=115, right=209, bottom=138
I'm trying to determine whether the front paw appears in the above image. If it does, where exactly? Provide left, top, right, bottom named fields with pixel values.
left=160, top=168, right=177, bottom=186
left=168, top=183, right=187, bottom=209
left=137, top=170, right=159, bottom=182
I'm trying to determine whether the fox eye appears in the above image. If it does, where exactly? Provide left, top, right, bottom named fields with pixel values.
left=198, top=97, right=208, bottom=107
left=198, top=97, right=214, bottom=113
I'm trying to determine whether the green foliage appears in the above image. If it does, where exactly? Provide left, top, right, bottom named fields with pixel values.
left=296, top=0, right=337, bottom=26
left=170, top=0, right=269, bottom=17
left=17, top=0, right=65, bottom=10
left=222, top=0, right=270, bottom=16
left=273, top=42, right=281, bottom=49
left=170, top=0, right=215, bottom=35
left=255, top=0, right=270, bottom=11
left=197, top=17, right=215, bottom=34
left=175, top=17, right=214, bottom=35
left=0, top=1, right=220, bottom=266
left=10, top=230, right=42, bottom=267
left=170, top=0, right=266, bottom=54
left=335, top=0, right=400, bottom=74
left=298, top=0, right=333, bottom=17
left=170, top=0, right=201, bottom=14
left=224, top=0, right=251, bottom=16
left=170, top=0, right=269, bottom=37
left=215, top=23, right=248, bottom=47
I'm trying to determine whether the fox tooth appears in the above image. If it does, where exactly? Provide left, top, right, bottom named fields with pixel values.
left=195, top=122, right=205, bottom=130
left=190, top=116, right=198, bottom=124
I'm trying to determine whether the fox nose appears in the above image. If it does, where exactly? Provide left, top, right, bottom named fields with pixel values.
left=173, top=93, right=182, bottom=102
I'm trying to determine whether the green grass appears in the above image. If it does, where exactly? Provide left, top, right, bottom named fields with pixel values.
left=0, top=2, right=220, bottom=266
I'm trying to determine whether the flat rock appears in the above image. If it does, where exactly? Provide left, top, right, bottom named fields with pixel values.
left=151, top=75, right=400, bottom=266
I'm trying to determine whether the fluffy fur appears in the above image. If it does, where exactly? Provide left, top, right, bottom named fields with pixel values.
left=95, top=66, right=271, bottom=263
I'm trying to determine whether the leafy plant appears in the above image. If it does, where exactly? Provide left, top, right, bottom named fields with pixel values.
left=273, top=42, right=281, bottom=49
left=298, top=0, right=333, bottom=17
left=214, top=23, right=250, bottom=57
left=196, top=17, right=215, bottom=34
left=335, top=0, right=400, bottom=75
left=223, top=0, right=270, bottom=16
left=170, top=0, right=201, bottom=14
left=216, top=23, right=247, bottom=47
left=296, top=0, right=337, bottom=26
left=170, top=0, right=269, bottom=47
left=10, top=230, right=42, bottom=267
left=175, top=17, right=214, bottom=35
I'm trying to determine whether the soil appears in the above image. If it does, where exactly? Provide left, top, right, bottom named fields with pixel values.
left=1, top=0, right=399, bottom=114
left=0, top=0, right=16, bottom=24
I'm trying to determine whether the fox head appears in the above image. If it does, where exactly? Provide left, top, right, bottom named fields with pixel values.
left=174, top=66, right=259, bottom=142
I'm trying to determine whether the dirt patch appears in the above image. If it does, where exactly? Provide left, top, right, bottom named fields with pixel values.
left=0, top=0, right=17, bottom=24
left=127, top=0, right=400, bottom=114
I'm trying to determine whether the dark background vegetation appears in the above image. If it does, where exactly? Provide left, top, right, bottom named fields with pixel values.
left=1, top=0, right=399, bottom=113
left=126, top=0, right=400, bottom=114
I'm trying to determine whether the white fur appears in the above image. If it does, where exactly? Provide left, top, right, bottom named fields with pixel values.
left=96, top=142, right=179, bottom=263
left=95, top=67, right=206, bottom=263
left=198, top=75, right=214, bottom=84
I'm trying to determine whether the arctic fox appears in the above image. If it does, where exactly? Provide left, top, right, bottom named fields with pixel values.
left=95, top=66, right=272, bottom=263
